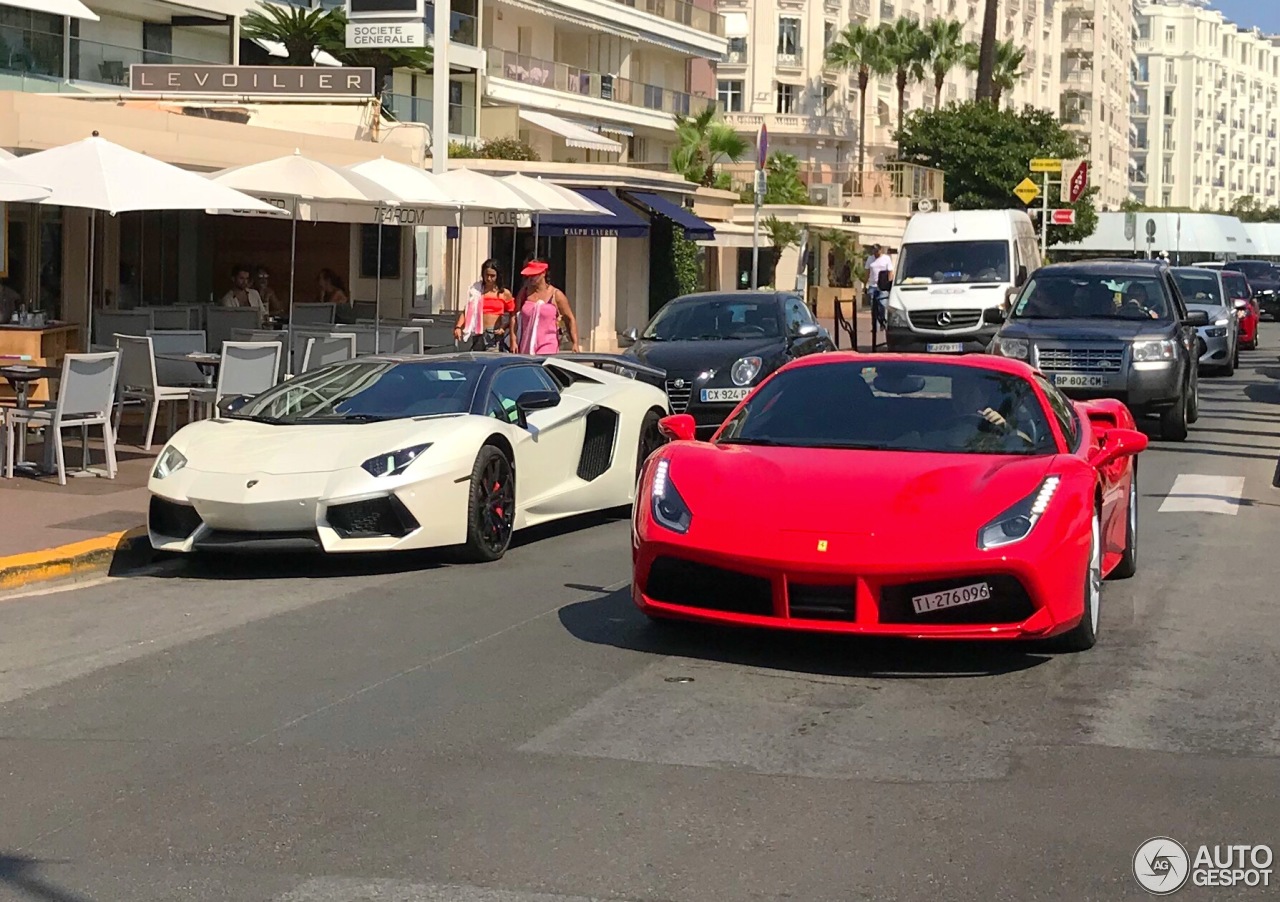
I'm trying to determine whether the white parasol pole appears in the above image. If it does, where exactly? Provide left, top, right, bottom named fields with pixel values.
left=287, top=199, right=298, bottom=366
left=374, top=220, right=383, bottom=354
left=85, top=210, right=96, bottom=351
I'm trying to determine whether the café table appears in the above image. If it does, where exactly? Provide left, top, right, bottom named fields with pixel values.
left=0, top=364, right=61, bottom=474
left=154, top=351, right=221, bottom=386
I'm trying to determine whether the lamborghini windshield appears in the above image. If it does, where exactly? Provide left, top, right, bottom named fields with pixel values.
left=641, top=296, right=781, bottom=340
left=1011, top=273, right=1174, bottom=321
left=716, top=361, right=1056, bottom=455
left=233, top=360, right=483, bottom=423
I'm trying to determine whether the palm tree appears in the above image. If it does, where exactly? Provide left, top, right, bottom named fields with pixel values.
left=878, top=18, right=928, bottom=142
left=923, top=18, right=968, bottom=109
left=975, top=0, right=999, bottom=102
left=990, top=40, right=1028, bottom=106
left=824, top=24, right=892, bottom=179
left=241, top=2, right=328, bottom=65
left=670, top=107, right=748, bottom=187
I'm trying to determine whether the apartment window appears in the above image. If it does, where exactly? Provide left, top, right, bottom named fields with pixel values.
left=1162, top=191, right=1172, bottom=207
left=724, top=36, right=747, bottom=61
left=717, top=80, right=744, bottom=113
left=776, top=83, right=798, bottom=114
left=823, top=83, right=836, bottom=114
left=1163, top=90, right=1174, bottom=116
left=1165, top=25, right=1175, bottom=43
left=880, top=0, right=895, bottom=18
left=1164, top=59, right=1175, bottom=81
left=824, top=21, right=835, bottom=52
left=777, top=17, right=800, bottom=57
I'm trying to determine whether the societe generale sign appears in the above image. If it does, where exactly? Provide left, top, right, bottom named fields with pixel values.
left=129, top=65, right=376, bottom=96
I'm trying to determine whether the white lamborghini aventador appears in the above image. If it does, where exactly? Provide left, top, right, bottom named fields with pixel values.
left=147, top=353, right=670, bottom=561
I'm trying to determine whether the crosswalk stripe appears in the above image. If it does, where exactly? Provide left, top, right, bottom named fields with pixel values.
left=1158, top=474, right=1246, bottom=515
left=275, top=878, right=620, bottom=901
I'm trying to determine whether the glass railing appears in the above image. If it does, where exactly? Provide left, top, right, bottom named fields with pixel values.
left=69, top=38, right=224, bottom=85
left=486, top=48, right=710, bottom=118
left=425, top=4, right=478, bottom=46
left=607, top=0, right=725, bottom=37
left=381, top=92, right=477, bottom=138
left=0, top=23, right=64, bottom=79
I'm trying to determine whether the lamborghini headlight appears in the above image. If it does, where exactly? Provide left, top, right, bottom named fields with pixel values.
left=731, top=356, right=763, bottom=386
left=651, top=458, right=692, bottom=534
left=978, top=476, right=1060, bottom=550
left=361, top=443, right=432, bottom=478
left=152, top=446, right=188, bottom=480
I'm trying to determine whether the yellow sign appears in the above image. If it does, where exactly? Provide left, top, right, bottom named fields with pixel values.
left=1013, top=177, right=1041, bottom=205
left=1030, top=158, right=1062, bottom=173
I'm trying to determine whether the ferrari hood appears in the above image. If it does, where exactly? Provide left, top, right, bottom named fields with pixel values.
left=165, top=416, right=467, bottom=476
left=663, top=444, right=1057, bottom=537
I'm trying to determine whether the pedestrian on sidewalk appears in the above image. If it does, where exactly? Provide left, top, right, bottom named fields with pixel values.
left=866, top=244, right=893, bottom=331
left=513, top=259, right=579, bottom=355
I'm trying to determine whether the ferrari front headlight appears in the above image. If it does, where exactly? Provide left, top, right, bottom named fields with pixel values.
left=152, top=446, right=188, bottom=480
left=361, top=443, right=432, bottom=478
left=978, top=476, right=1060, bottom=550
left=730, top=356, right=763, bottom=386
left=651, top=458, right=692, bottom=534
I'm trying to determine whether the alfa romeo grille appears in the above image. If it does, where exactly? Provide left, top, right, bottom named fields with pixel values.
left=1036, top=347, right=1125, bottom=373
left=665, top=379, right=692, bottom=413
left=908, top=309, right=982, bottom=331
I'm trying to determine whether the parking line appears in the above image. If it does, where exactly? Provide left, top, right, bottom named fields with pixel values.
left=1158, top=474, right=1246, bottom=515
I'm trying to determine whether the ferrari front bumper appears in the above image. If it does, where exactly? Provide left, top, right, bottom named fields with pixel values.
left=632, top=526, right=1090, bottom=640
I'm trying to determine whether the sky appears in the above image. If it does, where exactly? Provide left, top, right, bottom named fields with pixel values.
left=1209, top=1, right=1280, bottom=33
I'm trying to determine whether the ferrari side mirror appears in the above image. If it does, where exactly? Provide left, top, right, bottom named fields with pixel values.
left=658, top=414, right=696, bottom=442
left=1088, top=428, right=1149, bottom=469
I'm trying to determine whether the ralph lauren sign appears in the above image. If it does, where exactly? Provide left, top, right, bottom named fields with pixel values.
left=129, top=65, right=376, bottom=96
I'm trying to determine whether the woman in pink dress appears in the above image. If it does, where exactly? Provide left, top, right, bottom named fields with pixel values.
left=513, top=259, right=579, bottom=355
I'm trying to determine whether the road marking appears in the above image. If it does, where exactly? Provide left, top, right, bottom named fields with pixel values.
left=276, top=878, right=621, bottom=901
left=1158, top=474, right=1246, bottom=515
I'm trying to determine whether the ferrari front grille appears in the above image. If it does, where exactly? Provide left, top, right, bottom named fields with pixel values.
left=878, top=575, right=1034, bottom=625
left=908, top=309, right=983, bottom=331
left=326, top=496, right=419, bottom=539
left=645, top=556, right=774, bottom=616
left=1035, top=346, right=1125, bottom=373
left=787, top=583, right=856, bottom=621
left=664, top=379, right=692, bottom=413
left=149, top=496, right=203, bottom=538
left=577, top=407, right=619, bottom=481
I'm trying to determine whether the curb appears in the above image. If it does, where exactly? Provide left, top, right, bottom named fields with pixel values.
left=0, top=527, right=154, bottom=592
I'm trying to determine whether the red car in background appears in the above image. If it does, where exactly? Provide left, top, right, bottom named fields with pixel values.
left=1221, top=269, right=1259, bottom=349
left=633, top=354, right=1148, bottom=652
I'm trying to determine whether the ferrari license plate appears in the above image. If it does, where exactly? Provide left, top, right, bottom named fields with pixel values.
left=1054, top=373, right=1109, bottom=389
left=700, top=387, right=750, bottom=403
left=911, top=581, right=991, bottom=614
left=925, top=342, right=964, bottom=353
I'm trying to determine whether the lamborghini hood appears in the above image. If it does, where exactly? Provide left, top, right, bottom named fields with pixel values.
left=164, top=416, right=467, bottom=476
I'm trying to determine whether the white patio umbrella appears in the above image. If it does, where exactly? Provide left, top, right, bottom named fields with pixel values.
left=0, top=148, right=17, bottom=159
left=208, top=150, right=396, bottom=351
left=496, top=174, right=614, bottom=289
left=2, top=133, right=282, bottom=348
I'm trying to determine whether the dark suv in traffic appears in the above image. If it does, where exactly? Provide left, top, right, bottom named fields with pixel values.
left=988, top=260, right=1208, bottom=440
left=1223, top=259, right=1280, bottom=319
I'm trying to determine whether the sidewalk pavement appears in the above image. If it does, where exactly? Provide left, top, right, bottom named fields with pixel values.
left=0, top=416, right=160, bottom=591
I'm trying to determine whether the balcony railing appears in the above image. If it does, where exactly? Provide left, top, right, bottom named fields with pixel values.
left=776, top=49, right=803, bottom=67
left=607, top=0, right=725, bottom=37
left=720, top=49, right=746, bottom=64
left=381, top=92, right=476, bottom=137
left=850, top=0, right=872, bottom=17
left=718, top=161, right=943, bottom=204
left=723, top=111, right=854, bottom=138
left=0, top=23, right=62, bottom=79
left=70, top=37, right=223, bottom=84
left=486, top=48, right=710, bottom=118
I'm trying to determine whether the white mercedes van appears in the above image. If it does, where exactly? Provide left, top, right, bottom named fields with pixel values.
left=885, top=209, right=1041, bottom=354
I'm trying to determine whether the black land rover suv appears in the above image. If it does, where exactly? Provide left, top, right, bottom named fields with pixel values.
left=988, top=260, right=1208, bottom=441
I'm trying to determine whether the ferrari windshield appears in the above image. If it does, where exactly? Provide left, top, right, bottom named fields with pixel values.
left=1171, top=269, right=1224, bottom=307
left=641, top=296, right=781, bottom=340
left=896, top=240, right=1010, bottom=284
left=1012, top=273, right=1174, bottom=321
left=716, top=361, right=1057, bottom=455
left=233, top=360, right=483, bottom=423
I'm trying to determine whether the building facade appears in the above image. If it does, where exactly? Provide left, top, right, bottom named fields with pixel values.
left=1133, top=0, right=1280, bottom=210
left=1053, top=0, right=1138, bottom=210
left=712, top=0, right=1055, bottom=206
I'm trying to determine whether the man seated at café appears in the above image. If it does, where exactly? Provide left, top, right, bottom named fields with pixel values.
left=221, top=263, right=265, bottom=322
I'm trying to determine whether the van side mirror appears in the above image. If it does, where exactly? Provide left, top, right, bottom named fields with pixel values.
left=1016, top=264, right=1028, bottom=287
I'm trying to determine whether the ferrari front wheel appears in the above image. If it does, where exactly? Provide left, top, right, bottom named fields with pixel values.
left=461, top=444, right=515, bottom=563
left=1111, top=464, right=1138, bottom=580
left=1056, top=508, right=1102, bottom=652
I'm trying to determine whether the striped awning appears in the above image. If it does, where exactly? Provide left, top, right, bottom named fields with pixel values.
left=519, top=110, right=623, bottom=153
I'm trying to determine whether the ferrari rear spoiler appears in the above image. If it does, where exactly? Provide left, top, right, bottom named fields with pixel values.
left=548, top=353, right=667, bottom=384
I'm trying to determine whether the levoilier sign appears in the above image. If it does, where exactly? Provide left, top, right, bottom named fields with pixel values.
left=129, top=65, right=376, bottom=96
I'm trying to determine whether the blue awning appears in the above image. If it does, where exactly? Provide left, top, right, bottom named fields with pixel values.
left=621, top=191, right=715, bottom=241
left=537, top=188, right=649, bottom=238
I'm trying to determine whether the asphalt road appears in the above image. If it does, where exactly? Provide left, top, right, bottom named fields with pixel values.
left=2, top=327, right=1279, bottom=902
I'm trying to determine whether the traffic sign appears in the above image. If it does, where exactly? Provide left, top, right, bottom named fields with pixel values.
left=1124, top=212, right=1137, bottom=241
left=1030, top=158, right=1062, bottom=173
left=1061, top=159, right=1089, bottom=203
left=1146, top=218, right=1157, bottom=239
left=1050, top=209, right=1077, bottom=226
left=1013, top=177, right=1041, bottom=205
left=757, top=123, right=769, bottom=170
left=753, top=169, right=767, bottom=198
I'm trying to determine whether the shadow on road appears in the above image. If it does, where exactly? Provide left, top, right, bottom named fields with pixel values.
left=557, top=587, right=1053, bottom=680
left=140, top=508, right=632, bottom=582
left=1244, top=384, right=1280, bottom=405
left=0, top=855, right=93, bottom=902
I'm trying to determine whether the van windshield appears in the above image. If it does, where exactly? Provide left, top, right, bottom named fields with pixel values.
left=896, top=240, right=1010, bottom=285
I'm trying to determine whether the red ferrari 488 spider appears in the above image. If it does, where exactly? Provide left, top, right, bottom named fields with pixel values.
left=632, top=354, right=1148, bottom=651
